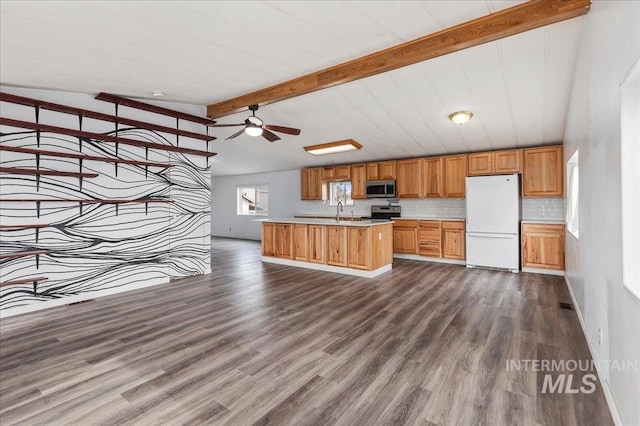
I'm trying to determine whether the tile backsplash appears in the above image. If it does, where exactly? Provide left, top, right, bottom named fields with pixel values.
left=299, top=197, right=564, bottom=221
left=298, top=198, right=465, bottom=219
left=521, top=197, right=565, bottom=221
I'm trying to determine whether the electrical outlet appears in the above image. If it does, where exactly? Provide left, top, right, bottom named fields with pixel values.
left=378, top=232, right=382, bottom=240
left=598, top=328, right=603, bottom=347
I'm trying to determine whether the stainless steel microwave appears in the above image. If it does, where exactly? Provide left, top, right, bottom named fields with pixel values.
left=366, top=180, right=396, bottom=198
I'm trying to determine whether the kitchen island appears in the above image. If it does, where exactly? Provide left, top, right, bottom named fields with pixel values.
left=259, top=218, right=393, bottom=278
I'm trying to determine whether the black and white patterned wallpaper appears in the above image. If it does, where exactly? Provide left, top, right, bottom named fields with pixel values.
left=0, top=88, right=211, bottom=315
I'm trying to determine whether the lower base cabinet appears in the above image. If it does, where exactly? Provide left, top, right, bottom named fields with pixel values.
left=293, top=224, right=308, bottom=261
left=262, top=223, right=276, bottom=256
left=308, top=225, right=325, bottom=264
left=521, top=223, right=564, bottom=270
left=393, top=219, right=465, bottom=261
left=442, top=221, right=465, bottom=260
left=275, top=223, right=294, bottom=259
left=347, top=227, right=371, bottom=270
left=326, top=226, right=348, bottom=266
left=393, top=220, right=418, bottom=254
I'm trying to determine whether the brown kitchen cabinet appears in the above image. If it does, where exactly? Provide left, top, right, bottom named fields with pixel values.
left=442, top=221, right=465, bottom=260
left=326, top=225, right=348, bottom=266
left=262, top=223, right=276, bottom=256
left=521, top=223, right=564, bottom=270
left=396, top=158, right=422, bottom=198
left=347, top=227, right=371, bottom=270
left=367, top=161, right=397, bottom=180
left=418, top=220, right=441, bottom=257
left=275, top=223, right=294, bottom=259
left=392, top=220, right=418, bottom=254
left=301, top=167, right=323, bottom=200
left=522, top=145, right=563, bottom=197
left=422, top=157, right=444, bottom=198
left=308, top=225, right=325, bottom=264
left=293, top=224, right=309, bottom=261
left=323, top=165, right=351, bottom=181
left=351, top=163, right=367, bottom=199
left=494, top=149, right=522, bottom=174
left=468, top=149, right=522, bottom=176
left=443, top=154, right=468, bottom=197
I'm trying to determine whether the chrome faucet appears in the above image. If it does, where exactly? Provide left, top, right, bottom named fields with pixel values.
left=336, top=201, right=343, bottom=222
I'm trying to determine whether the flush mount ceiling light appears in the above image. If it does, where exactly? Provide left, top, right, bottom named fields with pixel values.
left=449, top=111, right=473, bottom=125
left=152, top=91, right=165, bottom=97
left=304, top=139, right=363, bottom=156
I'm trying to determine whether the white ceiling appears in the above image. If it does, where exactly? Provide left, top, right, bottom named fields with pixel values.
left=0, top=1, right=584, bottom=176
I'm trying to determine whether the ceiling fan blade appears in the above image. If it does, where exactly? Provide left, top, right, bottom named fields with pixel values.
left=226, top=128, right=246, bottom=140
left=261, top=128, right=281, bottom=142
left=208, top=123, right=245, bottom=127
left=204, top=120, right=217, bottom=126
left=263, top=124, right=301, bottom=135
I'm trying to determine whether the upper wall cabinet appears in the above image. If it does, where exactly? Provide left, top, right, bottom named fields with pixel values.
left=468, top=149, right=522, bottom=176
left=522, top=145, right=563, bottom=197
left=351, top=163, right=366, bottom=200
left=443, top=154, right=468, bottom=198
left=366, top=161, right=396, bottom=180
left=396, top=159, right=422, bottom=198
left=301, top=167, right=323, bottom=200
left=422, top=157, right=444, bottom=198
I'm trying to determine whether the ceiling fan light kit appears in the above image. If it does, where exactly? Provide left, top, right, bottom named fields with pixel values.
left=207, top=104, right=300, bottom=142
left=449, top=111, right=473, bottom=125
left=304, top=139, right=362, bottom=156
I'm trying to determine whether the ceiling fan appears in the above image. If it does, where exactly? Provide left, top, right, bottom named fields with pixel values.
left=207, top=105, right=301, bottom=142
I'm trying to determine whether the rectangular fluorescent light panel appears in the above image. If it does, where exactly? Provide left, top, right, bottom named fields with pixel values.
left=304, top=139, right=363, bottom=156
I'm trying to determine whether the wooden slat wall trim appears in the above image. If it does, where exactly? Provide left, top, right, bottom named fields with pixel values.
left=0, top=167, right=98, bottom=178
left=0, top=145, right=173, bottom=168
left=207, top=0, right=591, bottom=118
left=96, top=92, right=216, bottom=126
left=0, top=92, right=216, bottom=142
left=0, top=118, right=216, bottom=157
left=0, top=277, right=48, bottom=288
left=0, top=250, right=49, bottom=260
left=0, top=199, right=172, bottom=203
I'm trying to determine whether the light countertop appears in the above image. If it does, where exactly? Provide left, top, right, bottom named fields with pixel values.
left=521, top=219, right=565, bottom=225
left=393, top=217, right=465, bottom=222
left=256, top=218, right=393, bottom=227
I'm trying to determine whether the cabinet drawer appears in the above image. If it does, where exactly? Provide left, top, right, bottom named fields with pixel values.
left=419, top=243, right=441, bottom=257
left=522, top=223, right=564, bottom=234
left=393, top=220, right=418, bottom=228
left=418, top=228, right=440, bottom=243
left=419, top=220, right=440, bottom=229
left=442, top=221, right=465, bottom=230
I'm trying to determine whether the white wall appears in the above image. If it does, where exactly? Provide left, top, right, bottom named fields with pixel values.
left=0, top=86, right=211, bottom=316
left=563, top=2, right=640, bottom=424
left=211, top=169, right=304, bottom=240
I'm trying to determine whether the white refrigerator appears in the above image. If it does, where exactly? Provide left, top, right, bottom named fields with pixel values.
left=465, top=174, right=520, bottom=273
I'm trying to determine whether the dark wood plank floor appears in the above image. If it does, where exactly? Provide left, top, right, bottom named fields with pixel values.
left=0, top=237, right=613, bottom=425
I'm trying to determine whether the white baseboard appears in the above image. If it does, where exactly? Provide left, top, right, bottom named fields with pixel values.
left=393, top=253, right=466, bottom=266
left=522, top=266, right=564, bottom=276
left=563, top=275, right=624, bottom=426
left=260, top=256, right=392, bottom=278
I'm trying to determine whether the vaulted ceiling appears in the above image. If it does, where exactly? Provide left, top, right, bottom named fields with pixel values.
left=0, top=1, right=584, bottom=176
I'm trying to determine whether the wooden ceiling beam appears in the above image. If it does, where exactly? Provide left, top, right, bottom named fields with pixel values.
left=207, top=0, right=591, bottom=119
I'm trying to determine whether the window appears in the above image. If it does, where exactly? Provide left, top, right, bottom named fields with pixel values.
left=237, top=186, right=268, bottom=216
left=621, top=59, right=640, bottom=299
left=328, top=181, right=354, bottom=206
left=566, top=150, right=579, bottom=238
